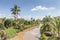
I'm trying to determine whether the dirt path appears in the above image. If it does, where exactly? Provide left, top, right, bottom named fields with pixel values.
left=10, top=26, right=39, bottom=40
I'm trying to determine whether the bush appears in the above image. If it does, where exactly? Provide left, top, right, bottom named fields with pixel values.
left=12, top=21, right=16, bottom=26
left=0, top=23, right=5, bottom=30
left=40, top=33, right=47, bottom=40
left=24, top=21, right=29, bottom=25
left=18, top=19, right=25, bottom=25
left=4, top=19, right=13, bottom=28
left=14, top=24, right=25, bottom=32
left=48, top=37, right=57, bottom=40
left=4, top=28, right=17, bottom=38
left=0, top=30, right=7, bottom=40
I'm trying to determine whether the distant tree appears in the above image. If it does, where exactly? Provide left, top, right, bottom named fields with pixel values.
left=31, top=18, right=35, bottom=21
left=18, top=19, right=25, bottom=25
left=42, top=16, right=52, bottom=24
left=35, top=19, right=40, bottom=25
left=24, top=21, right=29, bottom=25
left=11, top=5, right=20, bottom=20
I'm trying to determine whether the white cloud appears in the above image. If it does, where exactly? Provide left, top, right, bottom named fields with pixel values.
left=31, top=5, right=55, bottom=11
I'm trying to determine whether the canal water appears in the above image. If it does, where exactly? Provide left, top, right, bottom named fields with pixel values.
left=23, top=25, right=41, bottom=40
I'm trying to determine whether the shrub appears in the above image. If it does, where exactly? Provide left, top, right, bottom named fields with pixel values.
left=12, top=21, right=16, bottom=26
left=0, top=30, right=7, bottom=40
left=4, top=19, right=13, bottom=28
left=14, top=24, right=25, bottom=32
left=48, top=37, right=57, bottom=40
left=0, top=23, right=5, bottom=30
left=4, top=28, right=17, bottom=38
left=40, top=33, right=47, bottom=40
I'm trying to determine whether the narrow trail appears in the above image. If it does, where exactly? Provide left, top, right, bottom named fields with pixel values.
left=10, top=26, right=39, bottom=40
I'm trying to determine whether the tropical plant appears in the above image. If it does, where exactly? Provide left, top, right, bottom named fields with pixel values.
left=0, top=30, right=7, bottom=40
left=53, top=17, right=60, bottom=40
left=0, top=23, right=5, bottom=30
left=11, top=5, right=20, bottom=20
left=4, top=19, right=13, bottom=28
left=40, top=16, right=58, bottom=40
left=40, top=33, right=47, bottom=40
left=42, top=16, right=52, bottom=24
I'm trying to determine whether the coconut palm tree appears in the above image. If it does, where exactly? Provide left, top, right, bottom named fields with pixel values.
left=11, top=5, right=20, bottom=20
left=53, top=17, right=60, bottom=40
left=40, top=16, right=57, bottom=40
left=40, top=22, right=57, bottom=36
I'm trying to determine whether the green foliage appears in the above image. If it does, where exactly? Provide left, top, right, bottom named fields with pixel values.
left=40, top=33, right=47, bottom=40
left=42, top=16, right=52, bottom=24
left=14, top=24, right=24, bottom=32
left=0, top=5, right=40, bottom=39
left=40, top=16, right=60, bottom=40
left=0, top=30, right=7, bottom=40
left=0, top=16, right=40, bottom=39
left=12, top=20, right=16, bottom=26
left=24, top=21, right=32, bottom=25
left=4, top=28, right=17, bottom=38
left=48, top=37, right=57, bottom=40
left=0, top=23, right=5, bottom=30
left=18, top=19, right=25, bottom=25
left=4, top=19, right=13, bottom=28
left=35, top=19, right=40, bottom=25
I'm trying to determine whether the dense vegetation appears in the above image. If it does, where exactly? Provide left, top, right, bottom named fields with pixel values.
left=0, top=18, right=40, bottom=39
left=40, top=16, right=60, bottom=40
left=1, top=4, right=60, bottom=40
left=0, top=5, right=40, bottom=40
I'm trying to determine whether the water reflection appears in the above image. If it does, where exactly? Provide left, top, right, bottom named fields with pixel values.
left=23, top=25, right=41, bottom=40
left=30, top=27, right=40, bottom=38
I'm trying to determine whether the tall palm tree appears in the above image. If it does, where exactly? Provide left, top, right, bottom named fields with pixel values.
left=11, top=5, right=20, bottom=20
left=40, top=16, right=57, bottom=40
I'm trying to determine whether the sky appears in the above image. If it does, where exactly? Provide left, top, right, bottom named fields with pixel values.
left=0, top=0, right=60, bottom=20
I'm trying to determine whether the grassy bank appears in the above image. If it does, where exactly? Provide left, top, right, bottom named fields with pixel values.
left=4, top=27, right=17, bottom=38
left=4, top=24, right=39, bottom=39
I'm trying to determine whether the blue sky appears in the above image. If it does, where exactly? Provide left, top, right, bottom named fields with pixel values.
left=0, top=0, right=60, bottom=19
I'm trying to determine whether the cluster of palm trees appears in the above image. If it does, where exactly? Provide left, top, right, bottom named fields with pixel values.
left=40, top=16, right=60, bottom=40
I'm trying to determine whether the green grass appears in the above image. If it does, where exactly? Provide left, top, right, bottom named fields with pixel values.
left=4, top=27, right=18, bottom=38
